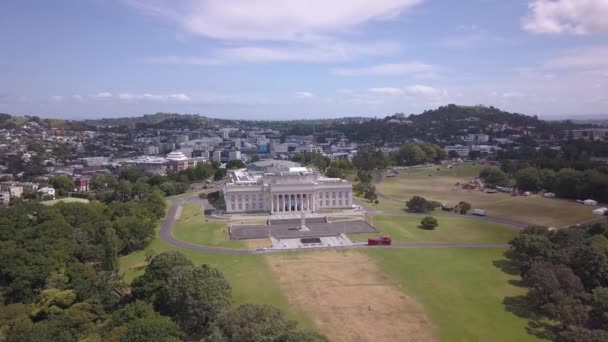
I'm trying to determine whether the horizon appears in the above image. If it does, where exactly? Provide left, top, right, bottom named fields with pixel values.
left=1, top=1, right=608, bottom=119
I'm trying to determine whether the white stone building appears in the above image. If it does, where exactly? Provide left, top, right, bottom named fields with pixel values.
left=223, top=163, right=352, bottom=214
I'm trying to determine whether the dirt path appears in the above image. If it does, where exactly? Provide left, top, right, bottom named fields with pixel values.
left=267, top=251, right=435, bottom=342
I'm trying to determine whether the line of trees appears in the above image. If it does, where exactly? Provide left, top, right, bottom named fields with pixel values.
left=506, top=222, right=608, bottom=341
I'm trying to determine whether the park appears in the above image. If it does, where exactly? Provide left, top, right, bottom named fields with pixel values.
left=118, top=162, right=603, bottom=341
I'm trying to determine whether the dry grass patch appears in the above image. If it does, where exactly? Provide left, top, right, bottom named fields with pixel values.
left=246, top=238, right=272, bottom=249
left=377, top=165, right=596, bottom=227
left=267, top=251, right=435, bottom=342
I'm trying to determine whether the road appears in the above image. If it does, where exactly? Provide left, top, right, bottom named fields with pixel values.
left=159, top=195, right=512, bottom=255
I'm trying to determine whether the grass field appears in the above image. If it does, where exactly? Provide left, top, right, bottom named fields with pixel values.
left=41, top=197, right=90, bottom=205
left=119, top=226, right=312, bottom=328
left=172, top=203, right=246, bottom=249
left=365, top=248, right=540, bottom=342
left=349, top=215, right=518, bottom=244
left=118, top=197, right=542, bottom=341
left=376, top=163, right=596, bottom=228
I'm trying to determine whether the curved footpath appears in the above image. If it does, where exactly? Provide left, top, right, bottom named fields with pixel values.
left=159, top=196, right=515, bottom=255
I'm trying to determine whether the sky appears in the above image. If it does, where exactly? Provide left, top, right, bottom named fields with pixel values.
left=1, top=0, right=607, bottom=120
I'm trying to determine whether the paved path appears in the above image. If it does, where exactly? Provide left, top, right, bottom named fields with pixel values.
left=159, top=196, right=513, bottom=255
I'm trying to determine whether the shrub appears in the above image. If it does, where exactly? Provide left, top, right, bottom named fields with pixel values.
left=420, top=216, right=438, bottom=230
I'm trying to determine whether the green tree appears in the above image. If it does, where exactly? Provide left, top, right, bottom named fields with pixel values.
left=455, top=201, right=472, bottom=215
left=114, top=180, right=133, bottom=202
left=131, top=251, right=194, bottom=307
left=51, top=175, right=75, bottom=197
left=164, top=265, right=232, bottom=335
left=515, top=167, right=541, bottom=191
left=405, top=196, right=433, bottom=213
left=420, top=216, right=438, bottom=230
left=508, top=228, right=553, bottom=272
left=226, top=159, right=246, bottom=169
left=207, top=304, right=327, bottom=342
left=479, top=167, right=509, bottom=187
left=120, top=315, right=182, bottom=342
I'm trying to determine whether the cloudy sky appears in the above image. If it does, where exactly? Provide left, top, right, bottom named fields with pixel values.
left=1, top=0, right=607, bottom=119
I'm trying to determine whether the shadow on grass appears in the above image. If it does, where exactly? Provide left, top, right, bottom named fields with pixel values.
left=492, top=258, right=520, bottom=276
left=496, top=254, right=556, bottom=341
left=503, top=296, right=555, bottom=340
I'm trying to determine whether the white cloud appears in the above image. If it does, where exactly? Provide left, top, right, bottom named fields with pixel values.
left=144, top=55, right=223, bottom=65
left=116, top=93, right=191, bottom=102
left=147, top=40, right=399, bottom=64
left=441, top=25, right=487, bottom=48
left=502, top=92, right=525, bottom=99
left=369, top=87, right=404, bottom=95
left=127, top=0, right=423, bottom=41
left=222, top=41, right=398, bottom=63
left=50, top=95, right=63, bottom=102
left=404, top=85, right=447, bottom=97
left=95, top=92, right=113, bottom=98
left=295, top=91, right=315, bottom=98
left=523, top=0, right=608, bottom=34
left=543, top=45, right=608, bottom=69
left=332, top=62, right=438, bottom=77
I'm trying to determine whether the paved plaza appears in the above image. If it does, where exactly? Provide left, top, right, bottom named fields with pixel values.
left=230, top=218, right=376, bottom=240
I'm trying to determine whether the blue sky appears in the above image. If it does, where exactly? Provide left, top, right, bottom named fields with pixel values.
left=1, top=0, right=607, bottom=119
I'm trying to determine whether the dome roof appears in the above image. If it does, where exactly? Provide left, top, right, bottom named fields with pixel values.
left=166, top=151, right=188, bottom=161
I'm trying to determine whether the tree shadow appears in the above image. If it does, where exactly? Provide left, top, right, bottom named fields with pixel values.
left=503, top=296, right=556, bottom=341
left=492, top=258, right=520, bottom=276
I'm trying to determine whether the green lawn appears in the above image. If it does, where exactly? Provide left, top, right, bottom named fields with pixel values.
left=172, top=203, right=245, bottom=249
left=349, top=215, right=518, bottom=244
left=119, top=228, right=312, bottom=328
left=365, top=248, right=541, bottom=342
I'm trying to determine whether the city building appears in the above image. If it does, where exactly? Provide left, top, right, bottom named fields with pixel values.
left=0, top=183, right=23, bottom=198
left=74, top=177, right=90, bottom=192
left=223, top=162, right=352, bottom=214
left=0, top=191, right=10, bottom=206
left=228, top=150, right=241, bottom=161
left=165, top=151, right=198, bottom=171
left=443, top=144, right=470, bottom=157
left=38, top=187, right=56, bottom=199
left=567, top=129, right=608, bottom=141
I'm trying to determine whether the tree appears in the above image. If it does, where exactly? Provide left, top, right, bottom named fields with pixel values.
left=207, top=304, right=327, bottom=342
left=164, top=265, right=232, bottom=335
left=144, top=249, right=156, bottom=265
left=131, top=251, right=194, bottom=307
left=508, top=229, right=553, bottom=272
left=364, top=186, right=377, bottom=202
left=554, top=168, right=585, bottom=199
left=114, top=216, right=155, bottom=254
left=114, top=179, right=133, bottom=202
left=226, top=159, right=246, bottom=169
left=448, top=150, right=460, bottom=159
left=524, top=262, right=584, bottom=309
left=394, top=143, right=426, bottom=165
left=325, top=167, right=345, bottom=179
left=479, top=167, right=509, bottom=187
left=455, top=201, right=472, bottom=215
left=51, top=175, right=75, bottom=197
left=120, top=314, right=182, bottom=342
left=405, top=196, right=433, bottom=213
left=420, top=216, right=438, bottom=230
left=589, top=287, right=608, bottom=329
left=515, top=167, right=542, bottom=191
